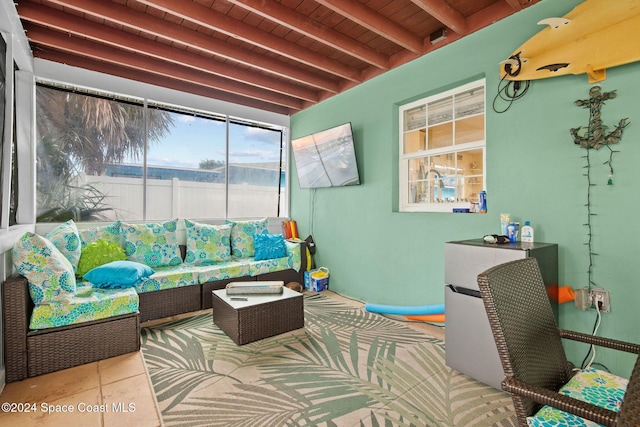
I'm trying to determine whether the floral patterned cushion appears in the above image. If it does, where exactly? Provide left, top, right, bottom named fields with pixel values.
left=135, top=264, right=199, bottom=293
left=45, top=220, right=82, bottom=273
left=248, top=240, right=302, bottom=276
left=30, top=283, right=139, bottom=330
left=13, top=232, right=77, bottom=304
left=122, top=220, right=183, bottom=268
left=79, top=221, right=122, bottom=248
left=227, top=218, right=268, bottom=258
left=195, top=261, right=251, bottom=283
left=184, top=219, right=232, bottom=265
left=527, top=368, right=628, bottom=427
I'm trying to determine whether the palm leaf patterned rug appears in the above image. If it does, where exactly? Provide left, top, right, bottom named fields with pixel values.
left=141, top=292, right=517, bottom=426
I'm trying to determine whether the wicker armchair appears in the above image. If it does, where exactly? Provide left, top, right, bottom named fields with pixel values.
left=477, top=257, right=640, bottom=427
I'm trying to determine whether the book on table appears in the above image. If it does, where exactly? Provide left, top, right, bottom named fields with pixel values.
left=226, top=281, right=284, bottom=295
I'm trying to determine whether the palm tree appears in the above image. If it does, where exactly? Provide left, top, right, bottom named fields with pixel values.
left=35, top=86, right=174, bottom=221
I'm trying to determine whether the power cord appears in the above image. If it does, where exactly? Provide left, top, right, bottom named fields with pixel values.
left=580, top=294, right=603, bottom=370
left=492, top=53, right=531, bottom=113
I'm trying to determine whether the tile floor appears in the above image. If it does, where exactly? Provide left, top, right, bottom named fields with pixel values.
left=0, top=351, right=162, bottom=427
left=0, top=291, right=445, bottom=426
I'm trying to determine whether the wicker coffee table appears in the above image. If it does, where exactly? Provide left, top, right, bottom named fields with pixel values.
left=211, top=287, right=304, bottom=345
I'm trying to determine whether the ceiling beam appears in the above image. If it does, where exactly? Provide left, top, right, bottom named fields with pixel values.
left=314, top=0, right=424, bottom=53
left=409, top=0, right=468, bottom=35
left=20, top=3, right=320, bottom=103
left=36, top=50, right=294, bottom=115
left=38, top=0, right=341, bottom=93
left=135, top=0, right=362, bottom=82
left=26, top=25, right=305, bottom=111
left=503, top=0, right=523, bottom=11
left=225, top=0, right=390, bottom=70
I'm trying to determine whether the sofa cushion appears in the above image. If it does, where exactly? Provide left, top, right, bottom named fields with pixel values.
left=135, top=264, right=200, bottom=293
left=194, top=260, right=252, bottom=284
left=13, top=232, right=77, bottom=304
left=122, top=220, right=182, bottom=268
left=84, top=260, right=155, bottom=289
left=227, top=218, right=268, bottom=258
left=46, top=220, right=82, bottom=273
left=77, top=239, right=127, bottom=277
left=79, top=221, right=122, bottom=248
left=248, top=240, right=302, bottom=276
left=253, top=233, right=287, bottom=261
left=184, top=219, right=232, bottom=265
left=29, top=283, right=139, bottom=330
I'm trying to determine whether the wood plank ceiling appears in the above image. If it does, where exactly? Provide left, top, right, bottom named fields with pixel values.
left=17, top=0, right=542, bottom=115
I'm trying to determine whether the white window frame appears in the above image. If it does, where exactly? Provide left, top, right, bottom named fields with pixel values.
left=399, top=79, right=486, bottom=213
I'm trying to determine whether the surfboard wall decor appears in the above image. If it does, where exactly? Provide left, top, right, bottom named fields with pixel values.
left=501, top=0, right=640, bottom=83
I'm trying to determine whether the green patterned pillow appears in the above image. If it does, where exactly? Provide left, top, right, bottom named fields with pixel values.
left=46, top=220, right=81, bottom=273
left=184, top=219, right=232, bottom=265
left=77, top=239, right=127, bottom=277
left=227, top=218, right=269, bottom=258
left=121, top=220, right=182, bottom=268
left=79, top=221, right=122, bottom=248
left=13, top=232, right=77, bottom=304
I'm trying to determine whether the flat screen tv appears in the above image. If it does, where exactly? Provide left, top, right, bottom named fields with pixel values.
left=291, top=123, right=360, bottom=189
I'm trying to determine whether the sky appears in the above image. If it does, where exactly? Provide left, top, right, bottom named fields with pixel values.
left=128, top=112, right=285, bottom=169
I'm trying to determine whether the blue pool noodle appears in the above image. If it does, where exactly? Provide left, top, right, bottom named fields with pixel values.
left=365, top=302, right=445, bottom=316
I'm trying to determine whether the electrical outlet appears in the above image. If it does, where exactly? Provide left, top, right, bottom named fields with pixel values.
left=574, top=287, right=611, bottom=312
left=590, top=287, right=611, bottom=312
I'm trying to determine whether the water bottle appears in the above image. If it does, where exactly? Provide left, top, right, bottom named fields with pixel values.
left=521, top=221, right=534, bottom=243
left=507, top=222, right=518, bottom=243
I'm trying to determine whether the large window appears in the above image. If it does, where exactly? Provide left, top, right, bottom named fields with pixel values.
left=35, top=84, right=287, bottom=222
left=399, top=79, right=486, bottom=212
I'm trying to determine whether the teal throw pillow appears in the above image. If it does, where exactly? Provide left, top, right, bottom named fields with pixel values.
left=253, top=233, right=287, bottom=261
left=13, top=232, right=77, bottom=304
left=227, top=218, right=268, bottom=258
left=77, top=239, right=127, bottom=277
left=46, top=220, right=81, bottom=273
left=184, top=219, right=232, bottom=265
left=84, top=260, right=155, bottom=289
left=121, top=220, right=182, bottom=268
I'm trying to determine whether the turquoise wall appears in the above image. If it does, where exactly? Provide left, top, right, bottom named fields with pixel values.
left=291, top=0, right=639, bottom=376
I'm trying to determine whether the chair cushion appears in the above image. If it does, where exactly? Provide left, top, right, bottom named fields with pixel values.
left=227, top=218, right=268, bottom=258
left=30, top=284, right=139, bottom=330
left=184, top=219, right=232, bottom=265
left=121, top=220, right=182, bottom=268
left=527, top=368, right=628, bottom=427
left=45, top=220, right=82, bottom=273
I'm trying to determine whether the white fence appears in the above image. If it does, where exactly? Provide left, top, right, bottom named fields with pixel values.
left=79, top=175, right=287, bottom=221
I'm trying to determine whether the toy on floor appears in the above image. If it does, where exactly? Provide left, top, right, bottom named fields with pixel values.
left=365, top=302, right=445, bottom=316
left=405, top=314, right=446, bottom=323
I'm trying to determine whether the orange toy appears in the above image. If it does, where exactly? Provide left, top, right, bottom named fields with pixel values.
left=406, top=314, right=446, bottom=323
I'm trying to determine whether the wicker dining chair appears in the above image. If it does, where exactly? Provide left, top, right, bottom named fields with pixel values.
left=477, top=257, right=640, bottom=427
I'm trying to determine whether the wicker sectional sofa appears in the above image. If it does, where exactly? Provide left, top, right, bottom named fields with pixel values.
left=2, top=221, right=307, bottom=383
